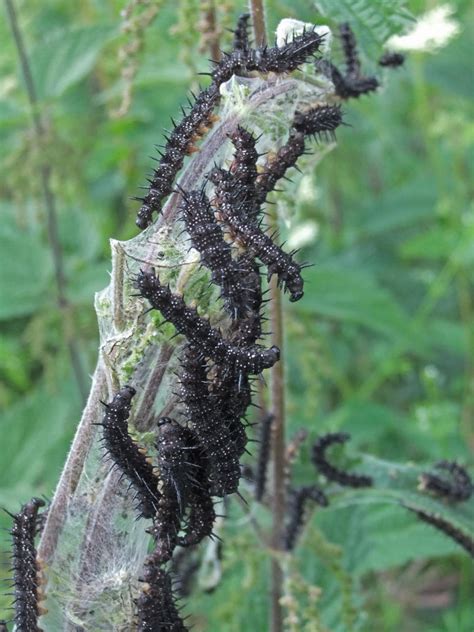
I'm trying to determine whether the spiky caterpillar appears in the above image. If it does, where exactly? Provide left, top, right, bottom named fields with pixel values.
left=404, top=506, right=474, bottom=558
left=232, top=13, right=251, bottom=53
left=8, top=497, right=46, bottom=632
left=209, top=168, right=304, bottom=301
left=136, top=557, right=188, bottom=631
left=178, top=491, right=216, bottom=548
left=420, top=461, right=473, bottom=503
left=255, top=413, right=274, bottom=501
left=211, top=26, right=325, bottom=84
left=178, top=344, right=241, bottom=496
left=315, top=23, right=379, bottom=100
left=145, top=480, right=181, bottom=564
left=245, top=27, right=324, bottom=74
left=155, top=417, right=203, bottom=512
left=178, top=443, right=216, bottom=549
left=339, top=22, right=361, bottom=77
left=135, top=82, right=221, bottom=229
left=136, top=268, right=279, bottom=374
left=100, top=386, right=162, bottom=519
left=255, top=105, right=343, bottom=204
left=180, top=190, right=258, bottom=319
left=323, top=61, right=379, bottom=100
left=378, top=51, right=405, bottom=68
left=311, top=432, right=373, bottom=488
left=283, top=485, right=329, bottom=551
left=221, top=126, right=262, bottom=226
left=229, top=126, right=259, bottom=194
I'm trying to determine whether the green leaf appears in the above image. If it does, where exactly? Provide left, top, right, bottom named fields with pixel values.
left=325, top=455, right=474, bottom=558
left=67, top=262, right=110, bottom=304
left=0, top=219, right=52, bottom=320
left=0, top=369, right=80, bottom=500
left=314, top=0, right=413, bottom=57
left=357, top=179, right=437, bottom=238
left=400, top=225, right=459, bottom=261
left=30, top=25, right=117, bottom=99
left=292, top=265, right=407, bottom=339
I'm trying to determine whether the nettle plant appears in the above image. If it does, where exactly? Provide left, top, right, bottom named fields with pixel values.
left=3, top=10, right=473, bottom=632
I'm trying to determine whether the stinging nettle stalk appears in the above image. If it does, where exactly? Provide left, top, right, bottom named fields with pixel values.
left=4, top=11, right=472, bottom=632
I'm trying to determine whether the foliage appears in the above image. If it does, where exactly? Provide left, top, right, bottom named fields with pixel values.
left=0, top=0, right=473, bottom=630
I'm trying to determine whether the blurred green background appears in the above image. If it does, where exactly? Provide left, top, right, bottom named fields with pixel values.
left=0, top=0, right=473, bottom=630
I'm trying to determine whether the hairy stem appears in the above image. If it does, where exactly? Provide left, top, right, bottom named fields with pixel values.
left=4, top=0, right=88, bottom=402
left=203, top=0, right=221, bottom=62
left=269, top=227, right=286, bottom=632
left=247, top=2, right=285, bottom=630
left=249, top=0, right=267, bottom=47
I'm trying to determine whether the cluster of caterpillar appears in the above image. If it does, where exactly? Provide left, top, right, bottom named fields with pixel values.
left=100, top=20, right=336, bottom=626
left=135, top=21, right=325, bottom=228
left=3, top=498, right=47, bottom=632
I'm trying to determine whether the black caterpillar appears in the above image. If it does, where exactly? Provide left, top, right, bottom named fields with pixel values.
left=135, top=83, right=220, bottom=229
left=7, top=497, right=46, bottom=632
left=339, top=22, right=361, bottom=76
left=232, top=13, right=251, bottom=54
left=178, top=344, right=241, bottom=497
left=405, top=505, right=474, bottom=558
left=283, top=485, right=329, bottom=551
left=177, top=413, right=216, bottom=548
left=379, top=51, right=405, bottom=68
left=180, top=189, right=259, bottom=319
left=210, top=167, right=305, bottom=302
left=316, top=23, right=380, bottom=100
left=420, top=461, right=473, bottom=503
left=155, top=417, right=203, bottom=512
left=136, top=557, right=188, bottom=631
left=100, top=386, right=162, bottom=519
left=256, top=104, right=343, bottom=204
left=136, top=268, right=279, bottom=374
left=145, top=482, right=181, bottom=565
left=311, top=432, right=373, bottom=487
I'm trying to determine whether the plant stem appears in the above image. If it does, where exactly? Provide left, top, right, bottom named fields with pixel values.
left=203, top=0, right=221, bottom=62
left=248, top=3, right=284, bottom=630
left=269, top=256, right=286, bottom=632
left=4, top=0, right=88, bottom=402
left=249, top=0, right=267, bottom=47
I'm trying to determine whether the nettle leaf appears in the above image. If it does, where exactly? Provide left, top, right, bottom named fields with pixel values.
left=0, top=368, right=80, bottom=495
left=30, top=24, right=117, bottom=99
left=292, top=265, right=408, bottom=339
left=325, top=455, right=474, bottom=559
left=314, top=0, right=413, bottom=58
left=0, top=219, right=52, bottom=320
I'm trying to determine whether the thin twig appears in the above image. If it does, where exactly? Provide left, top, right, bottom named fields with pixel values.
left=4, top=0, right=88, bottom=402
